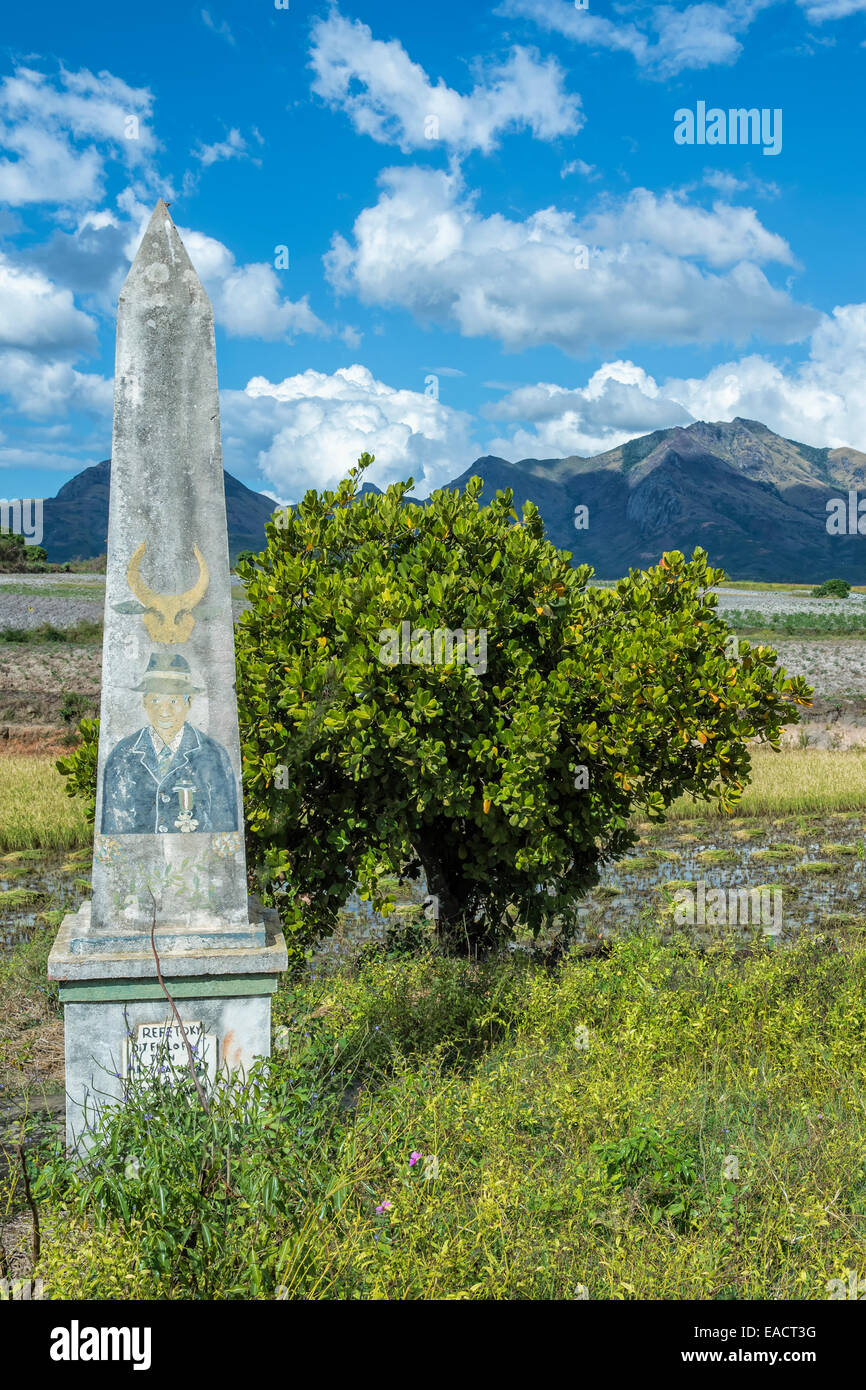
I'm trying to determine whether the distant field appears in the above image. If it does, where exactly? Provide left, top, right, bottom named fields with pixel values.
left=720, top=580, right=866, bottom=594
left=723, top=608, right=866, bottom=638
left=0, top=583, right=104, bottom=599
left=668, top=746, right=866, bottom=819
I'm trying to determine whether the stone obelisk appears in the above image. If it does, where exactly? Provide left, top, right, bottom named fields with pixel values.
left=48, top=202, right=286, bottom=1150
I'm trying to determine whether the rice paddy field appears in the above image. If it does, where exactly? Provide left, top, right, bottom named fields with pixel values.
left=1, top=579, right=865, bottom=1301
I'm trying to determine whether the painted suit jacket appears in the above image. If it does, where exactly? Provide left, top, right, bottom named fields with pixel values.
left=100, top=723, right=238, bottom=835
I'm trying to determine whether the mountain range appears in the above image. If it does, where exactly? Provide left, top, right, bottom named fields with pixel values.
left=448, top=417, right=866, bottom=583
left=40, top=419, right=866, bottom=582
left=40, top=460, right=277, bottom=566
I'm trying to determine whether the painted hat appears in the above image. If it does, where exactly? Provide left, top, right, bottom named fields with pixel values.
left=132, top=653, right=203, bottom=694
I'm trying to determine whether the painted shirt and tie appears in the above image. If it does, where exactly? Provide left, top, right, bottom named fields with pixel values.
left=100, top=653, right=239, bottom=835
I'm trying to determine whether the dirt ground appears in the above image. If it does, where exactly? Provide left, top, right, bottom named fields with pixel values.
left=1, top=635, right=865, bottom=747
left=0, top=645, right=101, bottom=726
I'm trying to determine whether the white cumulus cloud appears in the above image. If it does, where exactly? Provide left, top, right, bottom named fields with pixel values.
left=0, top=254, right=96, bottom=353
left=0, top=350, right=111, bottom=418
left=221, top=364, right=478, bottom=500
left=325, top=165, right=816, bottom=355
left=483, top=305, right=866, bottom=459
left=798, top=0, right=866, bottom=18
left=309, top=9, right=582, bottom=153
left=178, top=227, right=329, bottom=341
left=0, top=64, right=159, bottom=207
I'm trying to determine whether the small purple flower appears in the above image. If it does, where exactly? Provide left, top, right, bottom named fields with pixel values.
left=375, top=1200, right=392, bottom=1215
left=409, top=1151, right=421, bottom=1167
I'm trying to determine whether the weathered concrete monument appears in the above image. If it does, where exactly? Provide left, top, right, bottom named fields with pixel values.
left=48, top=201, right=286, bottom=1149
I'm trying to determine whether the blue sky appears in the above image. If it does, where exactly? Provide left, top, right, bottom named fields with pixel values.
left=1, top=0, right=865, bottom=505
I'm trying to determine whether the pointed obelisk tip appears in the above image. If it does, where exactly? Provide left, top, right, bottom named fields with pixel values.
left=143, top=197, right=178, bottom=241
left=122, top=197, right=208, bottom=306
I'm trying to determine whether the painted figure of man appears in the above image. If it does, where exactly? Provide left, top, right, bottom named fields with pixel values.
left=101, top=653, right=238, bottom=834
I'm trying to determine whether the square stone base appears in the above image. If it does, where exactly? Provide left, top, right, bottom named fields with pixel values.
left=47, top=900, right=287, bottom=1153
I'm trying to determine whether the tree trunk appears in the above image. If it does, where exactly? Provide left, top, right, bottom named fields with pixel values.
left=416, top=843, right=475, bottom=955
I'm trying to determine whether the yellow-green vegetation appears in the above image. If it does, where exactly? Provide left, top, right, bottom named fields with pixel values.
left=33, top=1218, right=156, bottom=1300
left=751, top=845, right=806, bottom=862
left=793, top=861, right=842, bottom=876
left=0, top=915, right=61, bottom=1095
left=21, top=928, right=866, bottom=1300
left=721, top=581, right=866, bottom=594
left=695, top=849, right=737, bottom=864
left=718, top=580, right=866, bottom=593
left=0, top=887, right=45, bottom=908
left=668, top=747, right=866, bottom=819
left=0, top=757, right=89, bottom=851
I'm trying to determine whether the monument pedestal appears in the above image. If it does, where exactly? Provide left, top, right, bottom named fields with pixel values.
left=48, top=898, right=287, bottom=1152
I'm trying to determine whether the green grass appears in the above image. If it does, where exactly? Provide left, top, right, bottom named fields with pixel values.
left=719, top=581, right=813, bottom=593
left=0, top=756, right=90, bottom=851
left=719, top=580, right=866, bottom=594
left=751, top=846, right=805, bottom=863
left=25, top=927, right=866, bottom=1300
left=0, top=583, right=103, bottom=599
left=4, top=731, right=866, bottom=1301
left=0, top=886, right=45, bottom=908
left=0, top=619, right=103, bottom=644
left=723, top=608, right=866, bottom=638
left=0, top=862, right=37, bottom=880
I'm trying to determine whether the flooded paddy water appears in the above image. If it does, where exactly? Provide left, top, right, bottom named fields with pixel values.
left=0, top=849, right=91, bottom=954
left=3, top=813, right=861, bottom=970
left=299, top=810, right=866, bottom=969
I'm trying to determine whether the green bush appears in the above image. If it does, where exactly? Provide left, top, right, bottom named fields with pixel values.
left=811, top=578, right=851, bottom=598
left=60, top=693, right=92, bottom=726
left=55, top=718, right=100, bottom=823
left=234, top=458, right=808, bottom=956
left=0, top=532, right=49, bottom=572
